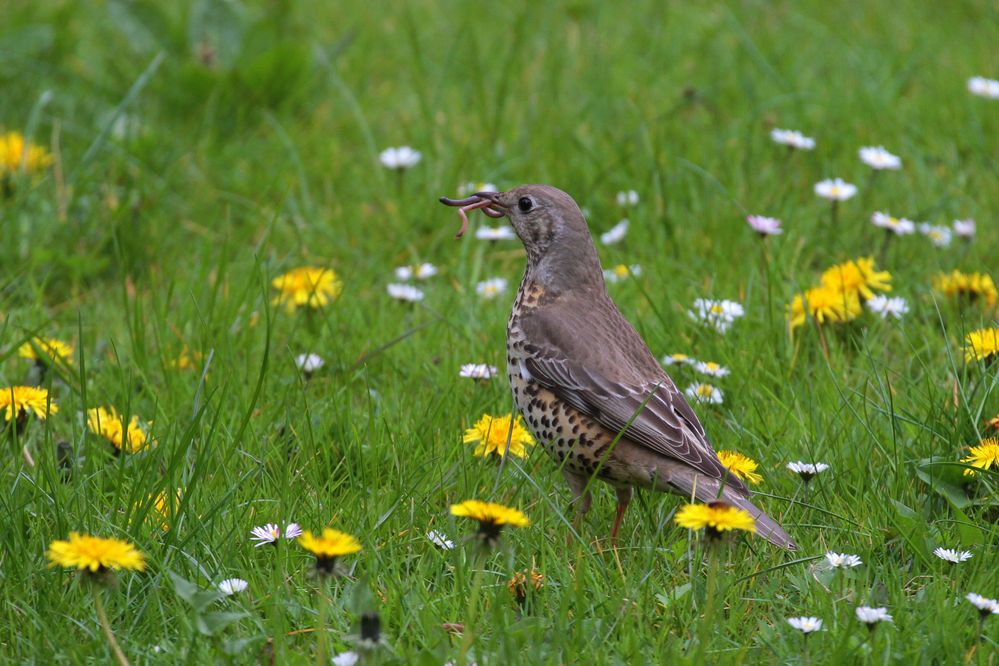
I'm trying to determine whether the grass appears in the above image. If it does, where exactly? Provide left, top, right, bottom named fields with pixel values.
left=2, top=0, right=998, bottom=662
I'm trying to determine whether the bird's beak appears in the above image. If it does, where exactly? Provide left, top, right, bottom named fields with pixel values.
left=439, top=191, right=507, bottom=238
left=473, top=191, right=506, bottom=211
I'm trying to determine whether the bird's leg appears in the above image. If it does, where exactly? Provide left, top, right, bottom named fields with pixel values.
left=610, top=486, right=633, bottom=546
left=562, top=470, right=592, bottom=536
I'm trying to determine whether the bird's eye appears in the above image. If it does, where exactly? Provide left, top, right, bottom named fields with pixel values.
left=518, top=197, right=533, bottom=213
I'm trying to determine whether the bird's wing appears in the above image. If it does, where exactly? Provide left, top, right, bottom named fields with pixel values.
left=518, top=309, right=745, bottom=494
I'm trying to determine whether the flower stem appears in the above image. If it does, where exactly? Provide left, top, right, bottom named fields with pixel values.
left=829, top=201, right=839, bottom=255
left=693, top=544, right=720, bottom=664
left=760, top=240, right=775, bottom=334
left=458, top=555, right=487, bottom=664
left=815, top=323, right=830, bottom=361
left=316, top=580, right=330, bottom=666
left=92, top=586, right=130, bottom=666
left=878, top=229, right=892, bottom=265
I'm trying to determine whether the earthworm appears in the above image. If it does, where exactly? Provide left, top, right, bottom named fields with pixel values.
left=439, top=194, right=505, bottom=238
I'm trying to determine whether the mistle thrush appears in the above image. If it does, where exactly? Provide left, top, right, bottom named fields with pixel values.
left=441, top=185, right=796, bottom=549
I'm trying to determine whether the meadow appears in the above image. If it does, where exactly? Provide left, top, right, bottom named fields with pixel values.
left=2, top=1, right=998, bottom=663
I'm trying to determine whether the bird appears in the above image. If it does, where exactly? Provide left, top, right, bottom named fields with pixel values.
left=440, top=185, right=796, bottom=550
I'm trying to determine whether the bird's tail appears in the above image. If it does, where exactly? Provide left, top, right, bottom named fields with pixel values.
left=676, top=474, right=797, bottom=550
left=716, top=488, right=797, bottom=550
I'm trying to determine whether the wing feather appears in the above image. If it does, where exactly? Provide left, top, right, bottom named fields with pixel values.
left=522, top=351, right=745, bottom=494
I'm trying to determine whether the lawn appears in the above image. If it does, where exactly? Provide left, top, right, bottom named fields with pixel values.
left=1, top=1, right=998, bottom=663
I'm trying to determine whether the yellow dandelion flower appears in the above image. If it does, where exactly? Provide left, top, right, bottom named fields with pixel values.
left=675, top=501, right=756, bottom=538
left=0, top=131, right=52, bottom=175
left=451, top=499, right=529, bottom=545
left=46, top=533, right=145, bottom=573
left=961, top=438, right=999, bottom=476
left=18, top=337, right=74, bottom=365
left=271, top=266, right=343, bottom=312
left=299, top=528, right=362, bottom=574
left=964, top=328, right=999, bottom=363
left=717, top=450, right=763, bottom=485
left=788, top=286, right=862, bottom=329
left=821, top=257, right=892, bottom=299
left=463, top=413, right=536, bottom=459
left=1, top=386, right=58, bottom=422
left=933, top=270, right=998, bottom=306
left=139, top=489, right=183, bottom=531
left=86, top=406, right=153, bottom=453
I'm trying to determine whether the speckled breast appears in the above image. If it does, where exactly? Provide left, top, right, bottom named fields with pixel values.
left=506, top=282, right=622, bottom=483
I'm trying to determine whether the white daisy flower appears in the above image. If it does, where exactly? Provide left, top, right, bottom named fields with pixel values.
left=787, top=461, right=830, bottom=481
left=475, top=225, right=516, bottom=241
left=953, top=218, right=976, bottom=238
left=459, top=363, right=497, bottom=380
left=746, top=215, right=783, bottom=236
left=395, top=263, right=438, bottom=281
left=295, top=353, right=324, bottom=374
left=859, top=146, right=902, bottom=170
left=770, top=128, right=815, bottom=150
left=918, top=223, right=953, bottom=247
left=378, top=146, right=421, bottom=170
left=662, top=353, right=695, bottom=366
left=967, top=76, right=999, bottom=99
left=387, top=283, right=425, bottom=302
left=871, top=211, right=915, bottom=235
left=933, top=547, right=972, bottom=563
left=693, top=361, right=730, bottom=377
left=284, top=523, right=303, bottom=540
left=615, top=190, right=639, bottom=207
left=855, top=606, right=892, bottom=625
left=458, top=181, right=498, bottom=196
left=787, top=617, right=823, bottom=633
left=814, top=178, right=857, bottom=201
left=476, top=277, right=508, bottom=300
left=332, top=652, right=360, bottom=666
left=966, top=593, right=999, bottom=614
left=218, top=578, right=248, bottom=596
left=825, top=552, right=863, bottom=568
left=603, top=264, right=642, bottom=283
left=688, top=298, right=745, bottom=334
left=427, top=530, right=455, bottom=550
left=685, top=383, right=723, bottom=405
left=866, top=295, right=909, bottom=319
left=600, top=219, right=629, bottom=245
left=250, top=523, right=281, bottom=547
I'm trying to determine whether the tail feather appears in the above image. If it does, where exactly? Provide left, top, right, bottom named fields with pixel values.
left=718, top=489, right=797, bottom=550
left=675, top=473, right=797, bottom=550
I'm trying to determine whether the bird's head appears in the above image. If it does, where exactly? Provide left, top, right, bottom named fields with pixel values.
left=441, top=185, right=602, bottom=291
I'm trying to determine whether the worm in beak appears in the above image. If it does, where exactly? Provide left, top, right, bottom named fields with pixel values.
left=439, top=193, right=505, bottom=238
